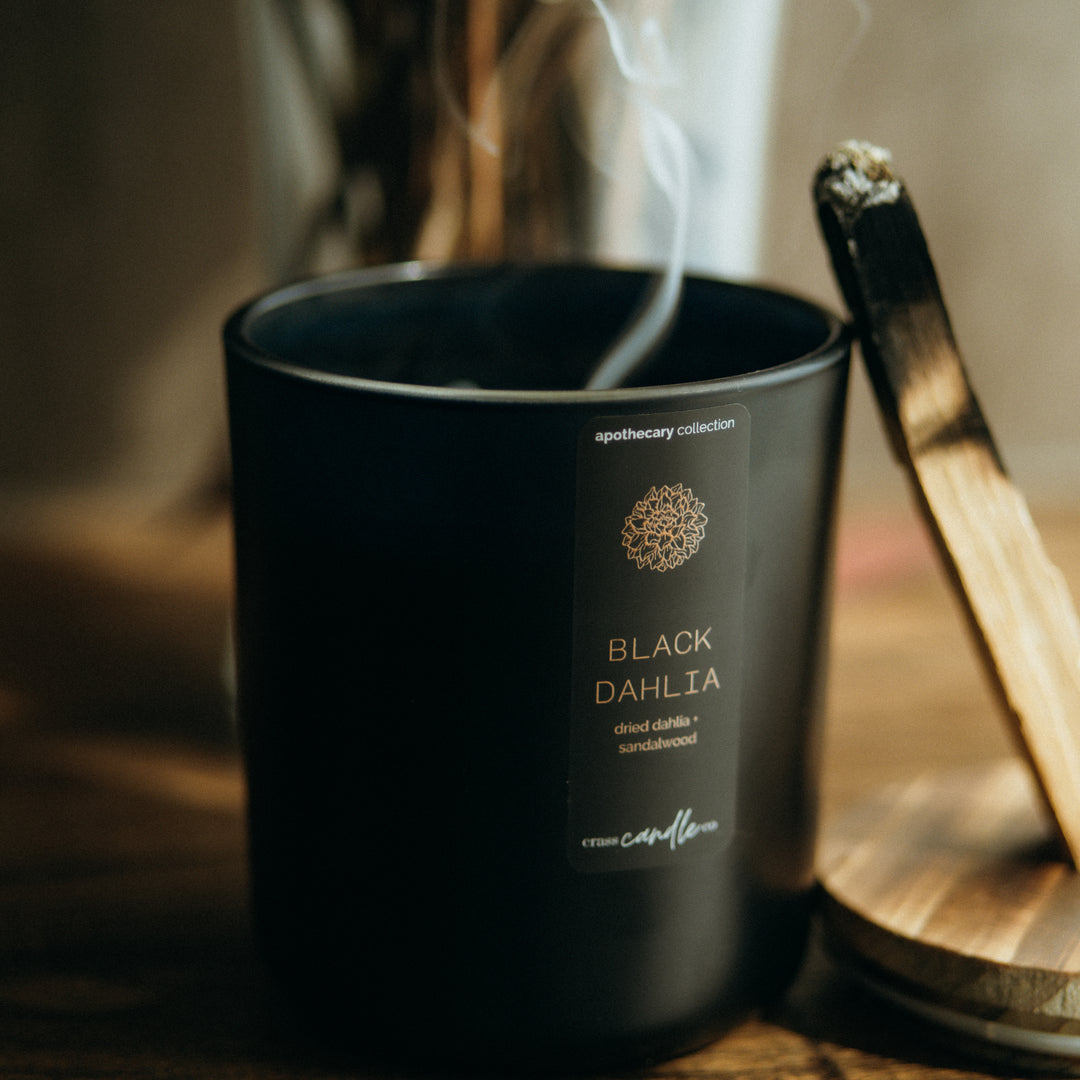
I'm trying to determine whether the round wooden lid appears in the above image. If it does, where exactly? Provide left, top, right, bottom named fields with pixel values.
left=818, top=758, right=1080, bottom=1058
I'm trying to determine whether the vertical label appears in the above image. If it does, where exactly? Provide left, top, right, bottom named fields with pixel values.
left=568, top=404, right=749, bottom=871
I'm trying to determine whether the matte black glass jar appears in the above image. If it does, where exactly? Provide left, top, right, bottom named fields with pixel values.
left=223, top=262, right=850, bottom=1069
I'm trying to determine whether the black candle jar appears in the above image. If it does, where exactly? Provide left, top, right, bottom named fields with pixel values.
left=223, top=262, right=850, bottom=1069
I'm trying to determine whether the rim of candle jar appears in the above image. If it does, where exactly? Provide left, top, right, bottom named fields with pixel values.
left=224, top=261, right=850, bottom=405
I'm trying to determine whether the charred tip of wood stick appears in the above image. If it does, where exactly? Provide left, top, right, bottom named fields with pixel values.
left=814, top=140, right=903, bottom=226
left=813, top=140, right=943, bottom=316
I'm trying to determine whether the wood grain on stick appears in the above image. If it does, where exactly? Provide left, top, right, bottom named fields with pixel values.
left=815, top=141, right=1080, bottom=867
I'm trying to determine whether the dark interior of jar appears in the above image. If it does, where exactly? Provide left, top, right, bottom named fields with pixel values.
left=244, top=264, right=834, bottom=391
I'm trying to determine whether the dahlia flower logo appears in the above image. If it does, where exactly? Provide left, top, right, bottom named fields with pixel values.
left=622, top=483, right=708, bottom=572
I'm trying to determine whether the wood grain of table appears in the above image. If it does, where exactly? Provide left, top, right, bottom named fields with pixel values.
left=1, top=500, right=1077, bottom=1078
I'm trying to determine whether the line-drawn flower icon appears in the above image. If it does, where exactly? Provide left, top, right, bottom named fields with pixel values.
left=622, top=483, right=707, bottom=572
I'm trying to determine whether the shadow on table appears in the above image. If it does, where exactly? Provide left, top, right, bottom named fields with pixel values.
left=774, top=927, right=1080, bottom=1080
left=0, top=514, right=235, bottom=745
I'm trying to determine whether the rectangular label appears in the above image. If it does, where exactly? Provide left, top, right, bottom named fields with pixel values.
left=568, top=403, right=749, bottom=871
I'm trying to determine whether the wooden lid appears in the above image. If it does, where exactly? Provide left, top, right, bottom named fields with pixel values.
left=818, top=759, right=1080, bottom=1059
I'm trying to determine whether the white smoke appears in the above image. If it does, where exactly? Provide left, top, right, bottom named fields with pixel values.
left=432, top=0, right=786, bottom=388
left=582, top=0, right=691, bottom=388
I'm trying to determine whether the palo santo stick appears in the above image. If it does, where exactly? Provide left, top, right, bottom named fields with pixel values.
left=815, top=140, right=1080, bottom=867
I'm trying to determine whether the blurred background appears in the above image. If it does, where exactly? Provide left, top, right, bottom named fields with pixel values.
left=2, top=0, right=1079, bottom=740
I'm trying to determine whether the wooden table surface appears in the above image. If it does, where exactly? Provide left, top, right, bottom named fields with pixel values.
left=1, top=498, right=1077, bottom=1079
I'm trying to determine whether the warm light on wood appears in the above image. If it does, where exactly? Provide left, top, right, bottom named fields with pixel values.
left=821, top=761, right=1080, bottom=1033
left=816, top=141, right=1080, bottom=868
